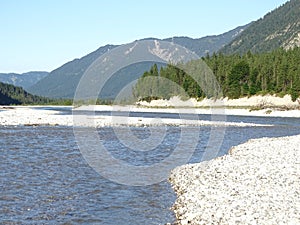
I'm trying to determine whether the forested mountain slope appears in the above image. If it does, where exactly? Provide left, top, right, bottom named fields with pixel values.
left=221, top=0, right=300, bottom=54
left=0, top=82, right=52, bottom=105
left=134, top=47, right=300, bottom=101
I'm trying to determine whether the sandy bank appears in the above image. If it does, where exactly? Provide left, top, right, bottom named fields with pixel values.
left=138, top=94, right=300, bottom=108
left=1, top=95, right=300, bottom=127
left=169, top=135, right=300, bottom=225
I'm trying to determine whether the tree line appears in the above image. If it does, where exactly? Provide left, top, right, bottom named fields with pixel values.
left=133, top=47, right=300, bottom=101
left=0, top=82, right=73, bottom=105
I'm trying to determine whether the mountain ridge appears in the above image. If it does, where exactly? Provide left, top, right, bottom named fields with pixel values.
left=163, top=24, right=250, bottom=56
left=28, top=24, right=249, bottom=99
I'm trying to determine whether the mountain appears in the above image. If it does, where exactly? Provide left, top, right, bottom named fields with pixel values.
left=0, top=71, right=48, bottom=90
left=0, top=82, right=51, bottom=105
left=163, top=24, right=250, bottom=56
left=221, top=0, right=300, bottom=54
left=28, top=24, right=248, bottom=99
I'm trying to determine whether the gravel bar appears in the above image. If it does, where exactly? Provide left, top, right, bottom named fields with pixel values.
left=169, top=135, right=300, bottom=225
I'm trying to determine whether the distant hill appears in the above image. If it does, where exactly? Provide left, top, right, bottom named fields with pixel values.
left=0, top=71, right=48, bottom=90
left=0, top=82, right=51, bottom=105
left=28, top=45, right=117, bottom=98
left=221, top=0, right=300, bottom=54
left=28, top=25, right=248, bottom=99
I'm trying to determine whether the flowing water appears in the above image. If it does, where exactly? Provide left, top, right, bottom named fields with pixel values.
left=1, top=112, right=300, bottom=224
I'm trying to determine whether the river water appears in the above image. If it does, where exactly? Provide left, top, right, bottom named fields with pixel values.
left=1, top=112, right=300, bottom=224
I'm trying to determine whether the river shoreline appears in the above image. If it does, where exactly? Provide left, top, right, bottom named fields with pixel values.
left=169, top=135, right=300, bottom=224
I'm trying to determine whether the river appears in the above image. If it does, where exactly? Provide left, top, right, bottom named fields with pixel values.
left=1, top=112, right=300, bottom=224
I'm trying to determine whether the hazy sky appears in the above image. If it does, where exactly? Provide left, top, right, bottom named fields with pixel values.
left=0, top=0, right=289, bottom=73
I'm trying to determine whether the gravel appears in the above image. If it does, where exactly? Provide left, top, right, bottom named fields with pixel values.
left=169, top=135, right=300, bottom=225
left=0, top=107, right=270, bottom=127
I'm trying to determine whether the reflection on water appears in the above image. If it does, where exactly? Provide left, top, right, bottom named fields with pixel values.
left=1, top=114, right=300, bottom=224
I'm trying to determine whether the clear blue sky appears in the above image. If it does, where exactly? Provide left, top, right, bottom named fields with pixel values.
left=0, top=0, right=289, bottom=73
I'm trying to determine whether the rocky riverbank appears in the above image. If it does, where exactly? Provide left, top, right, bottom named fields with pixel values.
left=169, top=135, right=300, bottom=225
left=0, top=106, right=275, bottom=127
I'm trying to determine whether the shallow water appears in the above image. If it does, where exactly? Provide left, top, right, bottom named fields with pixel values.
left=1, top=114, right=300, bottom=224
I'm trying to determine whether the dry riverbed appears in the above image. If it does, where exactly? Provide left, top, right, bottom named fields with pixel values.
left=0, top=105, right=288, bottom=127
